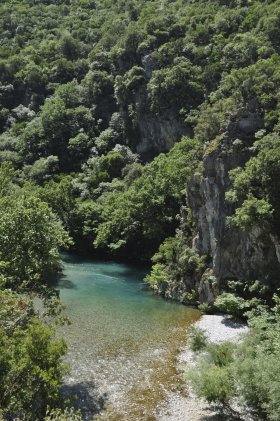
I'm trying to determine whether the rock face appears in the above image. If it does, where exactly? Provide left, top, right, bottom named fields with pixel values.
left=136, top=111, right=192, bottom=158
left=187, top=109, right=280, bottom=301
left=131, top=87, right=192, bottom=159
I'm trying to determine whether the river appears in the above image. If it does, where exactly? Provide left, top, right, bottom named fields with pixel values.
left=57, top=253, right=200, bottom=420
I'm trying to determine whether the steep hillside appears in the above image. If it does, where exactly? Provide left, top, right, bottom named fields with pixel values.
left=1, top=0, right=280, bottom=299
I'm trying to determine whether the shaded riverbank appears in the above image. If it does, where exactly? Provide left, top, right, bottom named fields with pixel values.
left=57, top=254, right=201, bottom=420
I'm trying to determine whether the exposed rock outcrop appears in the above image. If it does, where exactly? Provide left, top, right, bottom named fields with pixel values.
left=136, top=111, right=192, bottom=158
left=129, top=86, right=192, bottom=159
left=188, top=109, right=280, bottom=302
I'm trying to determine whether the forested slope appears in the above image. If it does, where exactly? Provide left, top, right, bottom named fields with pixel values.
left=1, top=0, right=280, bottom=332
left=1, top=0, right=280, bottom=419
left=1, top=0, right=280, bottom=264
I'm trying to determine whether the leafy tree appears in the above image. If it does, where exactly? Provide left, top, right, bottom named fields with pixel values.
left=44, top=407, right=83, bottom=421
left=145, top=234, right=206, bottom=302
left=0, top=290, right=67, bottom=421
left=0, top=194, right=71, bottom=291
left=148, top=61, right=204, bottom=114
left=24, top=155, right=59, bottom=183
left=226, top=134, right=280, bottom=233
left=94, top=137, right=202, bottom=259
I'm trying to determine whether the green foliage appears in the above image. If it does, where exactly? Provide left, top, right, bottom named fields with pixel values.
left=0, top=289, right=34, bottom=333
left=0, top=194, right=71, bottom=290
left=44, top=407, right=83, bottom=421
left=227, top=133, right=280, bottom=232
left=0, top=167, right=73, bottom=420
left=220, top=279, right=271, bottom=314
left=0, top=161, right=18, bottom=197
left=0, top=0, right=278, bottom=175
left=1, top=1, right=280, bottom=419
left=228, top=194, right=273, bottom=230
left=187, top=326, right=208, bottom=352
left=214, top=293, right=251, bottom=319
left=187, top=340, right=235, bottom=406
left=81, top=145, right=138, bottom=194
left=0, top=0, right=280, bottom=271
left=38, top=176, right=77, bottom=230
left=72, top=199, right=102, bottom=251
left=191, top=97, right=237, bottom=144
left=24, top=155, right=59, bottom=183
left=206, top=342, right=235, bottom=367
left=188, top=302, right=280, bottom=420
left=146, top=233, right=206, bottom=301
left=0, top=163, right=72, bottom=292
left=0, top=290, right=67, bottom=421
left=188, top=362, right=234, bottom=404
left=148, top=61, right=204, bottom=114
left=94, top=137, right=202, bottom=259
left=234, top=328, right=280, bottom=421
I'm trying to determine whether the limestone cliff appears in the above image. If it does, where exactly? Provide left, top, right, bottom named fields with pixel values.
left=136, top=111, right=191, bottom=158
left=187, top=109, right=280, bottom=303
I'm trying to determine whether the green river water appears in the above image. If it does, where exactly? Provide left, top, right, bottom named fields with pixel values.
left=58, top=254, right=201, bottom=420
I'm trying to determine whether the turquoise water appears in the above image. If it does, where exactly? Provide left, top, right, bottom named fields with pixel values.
left=58, top=254, right=200, bottom=420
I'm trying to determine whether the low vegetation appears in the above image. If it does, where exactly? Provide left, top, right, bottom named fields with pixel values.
left=188, top=299, right=280, bottom=421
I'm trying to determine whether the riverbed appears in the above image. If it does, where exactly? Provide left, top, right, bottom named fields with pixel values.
left=57, top=254, right=201, bottom=420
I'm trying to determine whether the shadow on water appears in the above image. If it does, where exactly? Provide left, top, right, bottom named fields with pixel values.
left=61, top=382, right=108, bottom=420
left=48, top=271, right=77, bottom=291
left=61, top=252, right=148, bottom=281
left=56, top=273, right=77, bottom=290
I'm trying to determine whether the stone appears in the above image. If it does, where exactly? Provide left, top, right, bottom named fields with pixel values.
left=187, top=108, right=280, bottom=300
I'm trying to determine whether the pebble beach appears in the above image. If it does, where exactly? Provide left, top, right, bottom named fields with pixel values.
left=158, top=314, right=250, bottom=421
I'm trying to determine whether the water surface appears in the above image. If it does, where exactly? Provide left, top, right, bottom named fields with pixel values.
left=58, top=254, right=200, bottom=420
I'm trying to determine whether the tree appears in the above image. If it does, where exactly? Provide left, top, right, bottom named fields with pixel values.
left=0, top=290, right=67, bottom=421
left=94, top=137, right=202, bottom=259
left=0, top=194, right=71, bottom=291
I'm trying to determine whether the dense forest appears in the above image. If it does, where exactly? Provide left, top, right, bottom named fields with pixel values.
left=1, top=0, right=280, bottom=419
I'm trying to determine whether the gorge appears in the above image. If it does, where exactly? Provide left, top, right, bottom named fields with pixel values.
left=1, top=0, right=280, bottom=419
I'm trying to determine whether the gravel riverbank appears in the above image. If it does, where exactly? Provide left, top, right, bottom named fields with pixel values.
left=157, top=314, right=250, bottom=421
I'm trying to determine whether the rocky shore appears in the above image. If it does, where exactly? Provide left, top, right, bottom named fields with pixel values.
left=157, top=314, right=250, bottom=421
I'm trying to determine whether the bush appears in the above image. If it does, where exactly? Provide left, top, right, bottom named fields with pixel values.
left=187, top=343, right=235, bottom=405
left=188, top=301, right=280, bottom=420
left=44, top=407, right=83, bottom=421
left=206, top=342, right=235, bottom=367
left=234, top=330, right=280, bottom=421
left=187, top=326, right=208, bottom=352
left=0, top=290, right=68, bottom=421
left=214, top=293, right=250, bottom=318
left=188, top=362, right=234, bottom=404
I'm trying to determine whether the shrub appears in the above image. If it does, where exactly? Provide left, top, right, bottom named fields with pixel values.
left=188, top=362, right=234, bottom=404
left=214, top=293, right=250, bottom=318
left=44, top=407, right=83, bottom=421
left=187, top=326, right=208, bottom=352
left=0, top=291, right=68, bottom=421
left=188, top=302, right=280, bottom=420
left=206, top=342, right=235, bottom=367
